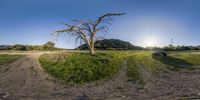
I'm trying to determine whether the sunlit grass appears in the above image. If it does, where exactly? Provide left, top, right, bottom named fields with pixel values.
left=0, top=54, right=23, bottom=65
left=39, top=51, right=200, bottom=84
left=126, top=52, right=166, bottom=84
left=40, top=52, right=125, bottom=84
left=169, top=53, right=200, bottom=65
left=127, top=51, right=200, bottom=83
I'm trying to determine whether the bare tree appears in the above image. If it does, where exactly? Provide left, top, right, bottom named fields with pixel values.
left=54, top=13, right=125, bottom=55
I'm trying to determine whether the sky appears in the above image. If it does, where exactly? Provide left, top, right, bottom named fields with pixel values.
left=0, top=0, right=200, bottom=48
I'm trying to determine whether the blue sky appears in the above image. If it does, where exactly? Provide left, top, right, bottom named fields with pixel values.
left=0, top=0, right=200, bottom=48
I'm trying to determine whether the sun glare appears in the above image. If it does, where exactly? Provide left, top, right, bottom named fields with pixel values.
left=143, top=37, right=157, bottom=47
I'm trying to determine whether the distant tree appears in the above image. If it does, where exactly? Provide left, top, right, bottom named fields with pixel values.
left=54, top=13, right=125, bottom=55
left=43, top=41, right=55, bottom=51
left=163, top=46, right=176, bottom=51
left=194, top=47, right=199, bottom=50
left=13, top=44, right=27, bottom=51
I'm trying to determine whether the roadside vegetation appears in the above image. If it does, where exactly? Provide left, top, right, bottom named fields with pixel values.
left=40, top=52, right=126, bottom=84
left=127, top=52, right=200, bottom=84
left=40, top=51, right=200, bottom=84
left=153, top=52, right=200, bottom=70
left=0, top=54, right=23, bottom=65
left=0, top=54, right=23, bottom=71
left=127, top=52, right=166, bottom=84
left=169, top=53, right=200, bottom=65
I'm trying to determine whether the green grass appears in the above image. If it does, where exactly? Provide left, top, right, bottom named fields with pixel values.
left=127, top=56, right=144, bottom=84
left=169, top=53, right=200, bottom=65
left=0, top=54, right=23, bottom=65
left=126, top=52, right=166, bottom=84
left=130, top=52, right=164, bottom=71
left=40, top=52, right=126, bottom=84
left=40, top=51, right=200, bottom=84
left=126, top=51, right=200, bottom=83
left=0, top=54, right=23, bottom=71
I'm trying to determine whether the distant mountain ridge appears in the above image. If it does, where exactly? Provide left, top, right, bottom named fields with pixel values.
left=0, top=45, right=12, bottom=50
left=77, top=39, right=144, bottom=50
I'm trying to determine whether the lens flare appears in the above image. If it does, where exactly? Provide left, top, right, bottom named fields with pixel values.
left=143, top=37, right=157, bottom=47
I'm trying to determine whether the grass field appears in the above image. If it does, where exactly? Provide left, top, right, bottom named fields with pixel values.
left=0, top=54, right=23, bottom=65
left=0, top=54, right=23, bottom=71
left=39, top=51, right=200, bottom=84
left=40, top=52, right=126, bottom=84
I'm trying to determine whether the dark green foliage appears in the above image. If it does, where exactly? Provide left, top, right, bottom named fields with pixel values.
left=163, top=46, right=176, bottom=51
left=40, top=52, right=125, bottom=84
left=12, top=44, right=27, bottom=51
left=77, top=39, right=144, bottom=50
left=43, top=41, right=55, bottom=51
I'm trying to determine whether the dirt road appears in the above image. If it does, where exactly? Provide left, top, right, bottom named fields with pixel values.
left=0, top=53, right=135, bottom=100
left=0, top=53, right=68, bottom=100
left=1, top=52, right=200, bottom=100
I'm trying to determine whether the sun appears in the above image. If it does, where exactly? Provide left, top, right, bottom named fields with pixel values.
left=143, top=37, right=157, bottom=47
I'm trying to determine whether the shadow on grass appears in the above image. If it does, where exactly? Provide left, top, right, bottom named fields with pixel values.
left=152, top=55, right=193, bottom=70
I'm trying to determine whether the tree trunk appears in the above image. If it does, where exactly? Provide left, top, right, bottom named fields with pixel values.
left=89, top=46, right=95, bottom=55
left=89, top=34, right=95, bottom=55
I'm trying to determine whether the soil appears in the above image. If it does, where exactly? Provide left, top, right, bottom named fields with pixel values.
left=0, top=52, right=200, bottom=100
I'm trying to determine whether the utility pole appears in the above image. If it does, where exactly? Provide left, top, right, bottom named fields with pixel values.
left=169, top=38, right=174, bottom=47
left=171, top=38, right=174, bottom=46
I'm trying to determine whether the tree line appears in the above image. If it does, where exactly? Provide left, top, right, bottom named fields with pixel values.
left=147, top=45, right=200, bottom=51
left=163, top=45, right=200, bottom=51
left=0, top=41, right=57, bottom=51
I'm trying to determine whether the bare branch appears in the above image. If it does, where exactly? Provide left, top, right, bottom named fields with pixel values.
left=55, top=29, right=73, bottom=33
left=54, top=12, right=125, bottom=54
left=96, top=26, right=109, bottom=33
left=82, top=23, right=93, bottom=34
left=94, top=13, right=125, bottom=29
left=60, top=23, right=72, bottom=27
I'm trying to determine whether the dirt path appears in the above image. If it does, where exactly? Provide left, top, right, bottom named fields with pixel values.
left=0, top=53, right=67, bottom=100
left=1, top=53, right=200, bottom=100
left=0, top=55, right=135, bottom=100
left=144, top=70, right=200, bottom=100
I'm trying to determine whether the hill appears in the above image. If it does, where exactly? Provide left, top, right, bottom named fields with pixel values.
left=77, top=39, right=144, bottom=50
